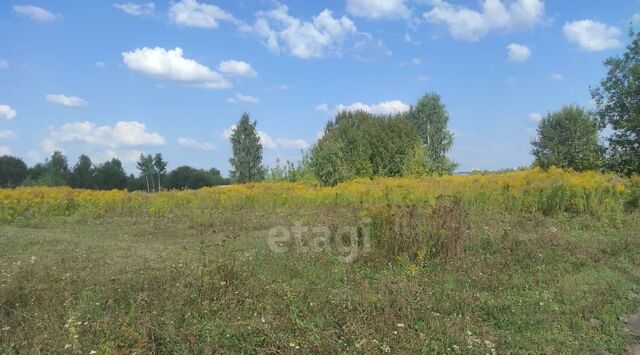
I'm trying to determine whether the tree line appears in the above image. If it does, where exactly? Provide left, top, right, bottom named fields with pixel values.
left=531, top=31, right=640, bottom=176
left=0, top=152, right=228, bottom=190
left=227, top=94, right=457, bottom=186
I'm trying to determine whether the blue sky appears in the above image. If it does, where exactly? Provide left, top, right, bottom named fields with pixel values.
left=0, top=0, right=638, bottom=175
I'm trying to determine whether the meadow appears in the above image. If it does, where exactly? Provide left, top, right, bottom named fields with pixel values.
left=1, top=168, right=640, bottom=353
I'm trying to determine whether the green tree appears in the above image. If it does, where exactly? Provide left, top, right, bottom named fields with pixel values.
left=531, top=105, right=604, bottom=171
left=0, top=155, right=28, bottom=187
left=70, top=155, right=94, bottom=189
left=310, top=110, right=422, bottom=186
left=229, top=113, right=265, bottom=183
left=94, top=158, right=128, bottom=190
left=136, top=153, right=155, bottom=192
left=591, top=30, right=640, bottom=176
left=153, top=153, right=168, bottom=191
left=407, top=93, right=457, bottom=174
left=166, top=166, right=214, bottom=190
left=45, top=151, right=70, bottom=186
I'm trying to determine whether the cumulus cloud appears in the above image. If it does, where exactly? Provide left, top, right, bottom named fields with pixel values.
left=424, top=0, right=545, bottom=41
left=169, top=0, right=236, bottom=28
left=177, top=137, right=215, bottom=151
left=507, top=43, right=531, bottom=62
left=122, top=47, right=231, bottom=89
left=227, top=93, right=259, bottom=104
left=0, top=59, right=8, bottom=69
left=336, top=100, right=411, bottom=115
left=46, top=94, right=88, bottom=107
left=528, top=113, right=543, bottom=122
left=13, top=5, right=58, bottom=22
left=217, top=60, right=258, bottom=78
left=43, top=121, right=165, bottom=153
left=114, top=3, right=155, bottom=16
left=0, top=146, right=11, bottom=155
left=563, top=20, right=622, bottom=52
left=241, top=3, right=361, bottom=59
left=0, top=105, right=17, bottom=120
left=223, top=124, right=308, bottom=150
left=346, top=0, right=410, bottom=19
left=0, top=130, right=17, bottom=140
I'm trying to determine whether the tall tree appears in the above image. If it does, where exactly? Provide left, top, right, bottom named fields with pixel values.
left=136, top=153, right=155, bottom=192
left=0, top=155, right=28, bottom=187
left=45, top=151, right=70, bottom=186
left=94, top=158, right=128, bottom=190
left=153, top=153, right=168, bottom=191
left=229, top=113, right=265, bottom=183
left=591, top=30, right=640, bottom=176
left=70, top=155, right=94, bottom=189
left=531, top=105, right=604, bottom=171
left=310, top=110, right=423, bottom=186
left=408, top=93, right=457, bottom=175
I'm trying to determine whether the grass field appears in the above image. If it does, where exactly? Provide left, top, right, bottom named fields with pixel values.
left=1, top=168, right=640, bottom=353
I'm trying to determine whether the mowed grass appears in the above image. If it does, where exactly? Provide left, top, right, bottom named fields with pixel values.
left=1, top=205, right=639, bottom=354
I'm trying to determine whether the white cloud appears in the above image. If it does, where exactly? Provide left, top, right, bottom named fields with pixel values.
left=346, top=0, right=410, bottom=19
left=0, top=105, right=17, bottom=120
left=336, top=100, right=411, bottom=115
left=169, top=0, right=236, bottom=28
left=417, top=74, right=430, bottom=82
left=507, top=43, right=531, bottom=62
left=0, top=130, right=17, bottom=140
left=0, top=59, right=8, bottom=69
left=314, top=103, right=330, bottom=113
left=633, top=13, right=640, bottom=24
left=103, top=149, right=146, bottom=163
left=549, top=73, right=564, bottom=81
left=563, top=20, right=622, bottom=52
left=46, top=94, right=88, bottom=107
left=424, top=0, right=545, bottom=41
left=528, top=113, right=543, bottom=122
left=13, top=5, right=58, bottom=22
left=242, top=3, right=360, bottom=59
left=227, top=93, right=259, bottom=104
left=114, top=3, right=155, bottom=16
left=177, top=137, right=216, bottom=151
left=122, top=47, right=231, bottom=89
left=217, top=60, right=258, bottom=78
left=96, top=61, right=106, bottom=68
left=223, top=124, right=308, bottom=150
left=0, top=146, right=11, bottom=155
left=44, top=121, right=165, bottom=152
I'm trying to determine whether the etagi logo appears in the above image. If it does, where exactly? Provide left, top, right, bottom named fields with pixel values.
left=266, top=219, right=372, bottom=263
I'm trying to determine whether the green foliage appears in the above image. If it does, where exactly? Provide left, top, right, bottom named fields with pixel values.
left=267, top=153, right=318, bottom=183
left=136, top=153, right=156, bottom=192
left=46, top=151, right=71, bottom=186
left=166, top=166, right=228, bottom=190
left=401, top=144, right=431, bottom=177
left=229, top=113, right=265, bottom=183
left=591, top=31, right=640, bottom=176
left=407, top=93, right=457, bottom=174
left=310, top=110, right=423, bottom=186
left=532, top=105, right=604, bottom=171
left=0, top=155, right=27, bottom=187
left=70, top=155, right=94, bottom=189
left=93, top=158, right=128, bottom=190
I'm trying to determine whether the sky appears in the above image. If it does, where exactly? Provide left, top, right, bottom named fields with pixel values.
left=0, top=0, right=638, bottom=175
